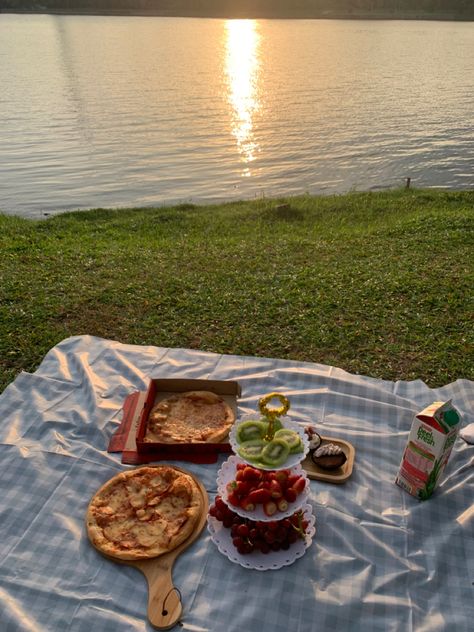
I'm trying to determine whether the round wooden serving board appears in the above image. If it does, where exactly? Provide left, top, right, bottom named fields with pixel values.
left=302, top=436, right=355, bottom=484
left=86, top=466, right=209, bottom=630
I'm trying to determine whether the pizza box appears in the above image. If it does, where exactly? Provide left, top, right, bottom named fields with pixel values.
left=134, top=378, right=241, bottom=460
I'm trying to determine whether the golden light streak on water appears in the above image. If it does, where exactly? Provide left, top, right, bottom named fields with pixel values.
left=224, top=19, right=261, bottom=177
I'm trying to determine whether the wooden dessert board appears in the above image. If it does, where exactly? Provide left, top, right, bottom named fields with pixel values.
left=302, top=436, right=355, bottom=484
left=86, top=466, right=209, bottom=630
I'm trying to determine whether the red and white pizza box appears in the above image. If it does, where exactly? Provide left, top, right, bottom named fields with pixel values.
left=108, top=378, right=241, bottom=464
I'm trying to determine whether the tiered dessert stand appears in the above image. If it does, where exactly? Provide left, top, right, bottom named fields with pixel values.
left=207, top=393, right=315, bottom=571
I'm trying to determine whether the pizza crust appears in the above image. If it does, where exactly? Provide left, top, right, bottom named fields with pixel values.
left=144, top=390, right=235, bottom=444
left=86, top=466, right=203, bottom=560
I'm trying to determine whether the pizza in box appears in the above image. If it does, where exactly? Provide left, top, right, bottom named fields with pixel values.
left=143, top=390, right=236, bottom=444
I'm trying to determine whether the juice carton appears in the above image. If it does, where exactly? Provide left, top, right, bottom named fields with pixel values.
left=396, top=400, right=461, bottom=500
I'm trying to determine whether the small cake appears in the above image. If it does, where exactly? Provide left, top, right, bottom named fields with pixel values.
left=304, top=425, right=322, bottom=452
left=311, top=443, right=347, bottom=470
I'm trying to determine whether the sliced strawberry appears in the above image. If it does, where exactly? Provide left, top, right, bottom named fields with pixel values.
left=277, top=498, right=288, bottom=512
left=269, top=479, right=283, bottom=499
left=240, top=496, right=256, bottom=512
left=263, top=500, right=278, bottom=517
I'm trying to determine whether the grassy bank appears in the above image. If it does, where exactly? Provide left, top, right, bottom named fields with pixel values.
left=1, top=189, right=473, bottom=393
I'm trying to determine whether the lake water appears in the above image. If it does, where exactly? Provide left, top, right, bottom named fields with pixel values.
left=1, top=14, right=473, bottom=218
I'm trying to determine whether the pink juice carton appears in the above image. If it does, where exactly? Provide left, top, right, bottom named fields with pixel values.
left=396, top=400, right=461, bottom=500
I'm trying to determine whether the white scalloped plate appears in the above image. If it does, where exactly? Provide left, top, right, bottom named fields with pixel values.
left=217, top=455, right=309, bottom=521
left=229, top=418, right=309, bottom=470
left=207, top=503, right=316, bottom=571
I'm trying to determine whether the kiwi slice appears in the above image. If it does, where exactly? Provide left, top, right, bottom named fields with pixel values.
left=274, top=429, right=302, bottom=453
left=260, top=438, right=290, bottom=467
left=236, top=420, right=266, bottom=443
left=237, top=439, right=266, bottom=462
left=261, top=418, right=284, bottom=435
left=289, top=437, right=303, bottom=454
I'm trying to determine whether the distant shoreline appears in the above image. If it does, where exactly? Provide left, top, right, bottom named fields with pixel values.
left=2, top=10, right=474, bottom=22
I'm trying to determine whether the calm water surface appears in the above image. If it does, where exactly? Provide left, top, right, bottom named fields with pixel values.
left=1, top=15, right=473, bottom=218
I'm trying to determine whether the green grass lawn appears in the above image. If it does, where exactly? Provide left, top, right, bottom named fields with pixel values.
left=1, top=188, right=473, bottom=393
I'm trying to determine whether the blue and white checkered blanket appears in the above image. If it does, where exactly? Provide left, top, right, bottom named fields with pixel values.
left=0, top=335, right=472, bottom=631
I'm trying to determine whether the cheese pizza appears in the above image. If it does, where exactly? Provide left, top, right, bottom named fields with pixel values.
left=144, top=390, right=235, bottom=444
left=86, top=466, right=203, bottom=560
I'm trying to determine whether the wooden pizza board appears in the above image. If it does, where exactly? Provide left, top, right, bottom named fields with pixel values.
left=86, top=466, right=209, bottom=630
left=302, top=436, right=355, bottom=484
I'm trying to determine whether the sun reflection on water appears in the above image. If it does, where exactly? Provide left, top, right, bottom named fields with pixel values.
left=225, top=19, right=260, bottom=176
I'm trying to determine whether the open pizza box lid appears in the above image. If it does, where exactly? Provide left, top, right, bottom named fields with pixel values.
left=108, top=378, right=241, bottom=464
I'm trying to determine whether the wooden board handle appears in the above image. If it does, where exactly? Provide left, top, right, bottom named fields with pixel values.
left=137, top=554, right=182, bottom=630
left=134, top=472, right=209, bottom=629
left=86, top=468, right=209, bottom=629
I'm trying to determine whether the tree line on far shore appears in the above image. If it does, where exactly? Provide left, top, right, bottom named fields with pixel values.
left=2, top=0, right=474, bottom=19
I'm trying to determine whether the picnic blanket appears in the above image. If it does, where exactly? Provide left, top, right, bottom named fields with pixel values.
left=0, top=335, right=472, bottom=632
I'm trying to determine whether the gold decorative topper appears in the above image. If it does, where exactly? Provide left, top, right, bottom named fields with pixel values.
left=258, top=392, right=290, bottom=440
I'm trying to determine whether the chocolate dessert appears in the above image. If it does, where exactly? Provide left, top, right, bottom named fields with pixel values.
left=311, top=442, right=347, bottom=470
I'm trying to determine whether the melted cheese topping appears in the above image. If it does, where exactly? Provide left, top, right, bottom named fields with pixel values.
left=87, top=467, right=201, bottom=559
left=144, top=391, right=234, bottom=443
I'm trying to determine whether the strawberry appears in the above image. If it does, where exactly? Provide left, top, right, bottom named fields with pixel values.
left=274, top=470, right=289, bottom=486
left=247, top=487, right=271, bottom=504
left=227, top=491, right=241, bottom=507
left=284, top=487, right=297, bottom=503
left=277, top=498, right=288, bottom=512
left=263, top=501, right=278, bottom=517
left=226, top=481, right=237, bottom=495
left=236, top=480, right=252, bottom=496
left=269, top=480, right=283, bottom=499
left=287, top=474, right=300, bottom=488
left=291, top=476, right=306, bottom=495
left=242, top=466, right=262, bottom=482
left=240, top=496, right=256, bottom=512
